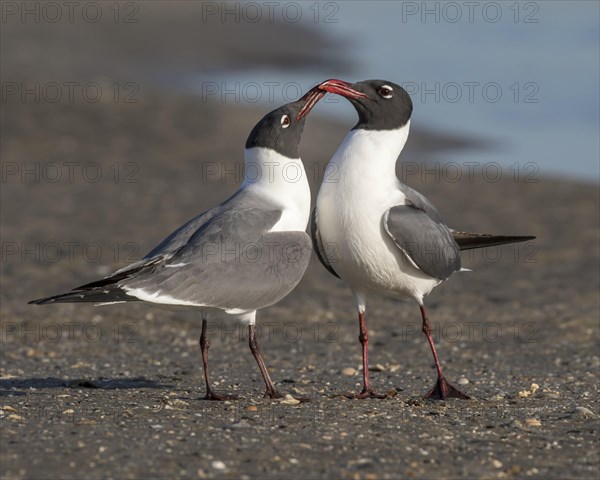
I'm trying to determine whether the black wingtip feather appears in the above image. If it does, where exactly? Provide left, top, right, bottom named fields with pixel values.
left=28, top=287, right=138, bottom=305
left=453, top=232, right=536, bottom=251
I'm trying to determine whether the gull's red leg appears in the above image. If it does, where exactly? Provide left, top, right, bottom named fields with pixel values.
left=248, top=324, right=282, bottom=399
left=345, top=310, right=387, bottom=399
left=420, top=304, right=469, bottom=400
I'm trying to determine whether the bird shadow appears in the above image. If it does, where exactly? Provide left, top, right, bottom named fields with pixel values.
left=0, top=376, right=172, bottom=395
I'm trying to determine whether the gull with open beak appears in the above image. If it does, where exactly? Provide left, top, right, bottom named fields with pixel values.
left=301, top=79, right=535, bottom=400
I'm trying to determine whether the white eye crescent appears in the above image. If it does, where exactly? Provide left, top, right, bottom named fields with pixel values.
left=280, top=114, right=291, bottom=128
left=378, top=85, right=393, bottom=99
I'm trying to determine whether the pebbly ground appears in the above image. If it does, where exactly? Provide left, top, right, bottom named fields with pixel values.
left=1, top=92, right=598, bottom=480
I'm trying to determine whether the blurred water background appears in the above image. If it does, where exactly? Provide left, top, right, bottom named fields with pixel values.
left=173, top=1, right=599, bottom=183
left=3, top=1, right=598, bottom=182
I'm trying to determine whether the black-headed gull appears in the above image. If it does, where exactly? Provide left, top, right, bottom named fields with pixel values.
left=306, top=79, right=535, bottom=400
left=30, top=88, right=327, bottom=401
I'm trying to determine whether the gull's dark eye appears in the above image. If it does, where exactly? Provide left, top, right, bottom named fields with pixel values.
left=378, top=85, right=393, bottom=99
left=280, top=114, right=291, bottom=128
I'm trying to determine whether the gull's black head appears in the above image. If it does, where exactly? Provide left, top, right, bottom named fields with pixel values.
left=245, top=101, right=308, bottom=159
left=321, top=79, right=413, bottom=131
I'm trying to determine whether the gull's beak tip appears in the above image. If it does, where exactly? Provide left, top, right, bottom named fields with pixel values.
left=297, top=88, right=326, bottom=121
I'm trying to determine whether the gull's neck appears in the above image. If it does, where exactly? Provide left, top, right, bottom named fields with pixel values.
left=333, top=121, right=411, bottom=185
left=242, top=146, right=310, bottom=231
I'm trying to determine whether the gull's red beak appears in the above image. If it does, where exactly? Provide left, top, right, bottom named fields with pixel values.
left=296, top=79, right=369, bottom=121
left=317, top=79, right=369, bottom=100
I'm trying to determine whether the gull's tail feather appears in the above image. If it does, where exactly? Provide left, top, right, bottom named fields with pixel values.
left=453, top=232, right=536, bottom=251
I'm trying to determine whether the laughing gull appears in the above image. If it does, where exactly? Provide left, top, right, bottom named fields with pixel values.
left=305, top=79, right=535, bottom=400
left=29, top=89, right=326, bottom=400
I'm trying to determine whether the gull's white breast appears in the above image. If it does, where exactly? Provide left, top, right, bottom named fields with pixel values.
left=316, top=127, right=440, bottom=302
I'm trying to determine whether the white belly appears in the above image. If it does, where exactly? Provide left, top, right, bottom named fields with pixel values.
left=317, top=186, right=439, bottom=302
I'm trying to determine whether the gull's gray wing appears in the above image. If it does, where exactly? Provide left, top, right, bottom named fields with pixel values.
left=384, top=184, right=460, bottom=280
left=310, top=207, right=340, bottom=279
left=30, top=189, right=312, bottom=308
left=121, top=206, right=312, bottom=311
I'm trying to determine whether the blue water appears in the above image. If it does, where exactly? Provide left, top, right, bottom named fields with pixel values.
left=176, top=1, right=599, bottom=182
